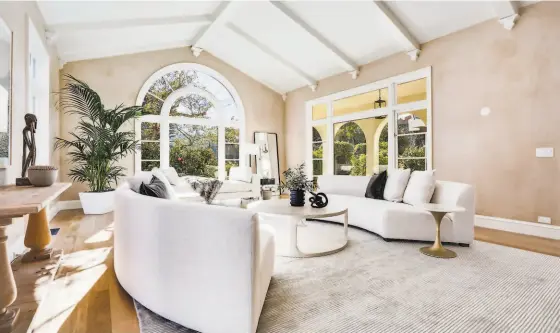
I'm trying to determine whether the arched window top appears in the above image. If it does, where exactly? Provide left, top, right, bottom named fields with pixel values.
left=136, top=63, right=243, bottom=123
left=135, top=63, right=246, bottom=178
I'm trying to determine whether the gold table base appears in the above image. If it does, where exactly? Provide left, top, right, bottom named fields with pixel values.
left=420, top=211, right=457, bottom=259
left=420, top=245, right=457, bottom=258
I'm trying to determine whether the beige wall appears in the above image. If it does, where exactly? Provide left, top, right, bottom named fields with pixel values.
left=0, top=1, right=60, bottom=258
left=60, top=47, right=285, bottom=200
left=285, top=2, right=560, bottom=225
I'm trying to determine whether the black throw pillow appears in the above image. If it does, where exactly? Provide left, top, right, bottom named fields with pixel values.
left=365, top=170, right=388, bottom=200
left=365, top=175, right=378, bottom=198
left=139, top=176, right=169, bottom=199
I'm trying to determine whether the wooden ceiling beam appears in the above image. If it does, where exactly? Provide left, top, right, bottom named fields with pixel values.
left=372, top=1, right=420, bottom=61
left=46, top=15, right=212, bottom=33
left=226, top=23, right=317, bottom=90
left=190, top=1, right=235, bottom=57
left=493, top=1, right=519, bottom=30
left=268, top=1, right=359, bottom=80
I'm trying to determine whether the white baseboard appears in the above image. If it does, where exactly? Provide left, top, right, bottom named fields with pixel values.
left=475, top=215, right=560, bottom=240
left=57, top=200, right=82, bottom=210
left=48, top=200, right=82, bottom=222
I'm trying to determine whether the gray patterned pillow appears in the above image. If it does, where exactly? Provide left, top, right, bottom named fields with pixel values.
left=189, top=178, right=223, bottom=204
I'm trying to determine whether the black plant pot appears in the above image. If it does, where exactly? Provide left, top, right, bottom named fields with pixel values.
left=290, top=190, right=305, bottom=207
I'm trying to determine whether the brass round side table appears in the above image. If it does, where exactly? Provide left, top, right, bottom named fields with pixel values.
left=415, top=203, right=465, bottom=259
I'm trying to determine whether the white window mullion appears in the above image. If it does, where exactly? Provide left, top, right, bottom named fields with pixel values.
left=160, top=119, right=170, bottom=169
left=306, top=102, right=313, bottom=177
left=218, top=126, right=226, bottom=180
left=388, top=82, right=396, bottom=172
left=135, top=120, right=141, bottom=172
left=326, top=101, right=334, bottom=175
left=426, top=70, right=433, bottom=170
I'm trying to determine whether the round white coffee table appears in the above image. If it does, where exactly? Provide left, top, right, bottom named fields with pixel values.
left=247, top=199, right=348, bottom=258
left=415, top=203, right=465, bottom=259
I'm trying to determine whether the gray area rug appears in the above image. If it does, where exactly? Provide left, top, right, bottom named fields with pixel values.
left=135, top=222, right=560, bottom=333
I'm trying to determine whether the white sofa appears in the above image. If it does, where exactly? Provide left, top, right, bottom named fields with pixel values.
left=114, top=183, right=275, bottom=333
left=136, top=166, right=261, bottom=201
left=317, top=175, right=475, bottom=245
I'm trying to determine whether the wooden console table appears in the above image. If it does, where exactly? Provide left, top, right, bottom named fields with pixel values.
left=0, top=183, right=71, bottom=333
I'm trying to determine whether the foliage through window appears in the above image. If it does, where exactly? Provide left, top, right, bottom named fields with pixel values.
left=137, top=64, right=244, bottom=179
left=307, top=68, right=430, bottom=177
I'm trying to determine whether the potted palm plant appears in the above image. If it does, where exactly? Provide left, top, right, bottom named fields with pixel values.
left=54, top=75, right=141, bottom=214
left=280, top=163, right=313, bottom=206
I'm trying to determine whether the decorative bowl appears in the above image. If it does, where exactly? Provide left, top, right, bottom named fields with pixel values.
left=28, top=165, right=58, bottom=187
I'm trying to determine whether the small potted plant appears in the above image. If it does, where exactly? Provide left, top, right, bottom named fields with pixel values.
left=54, top=75, right=141, bottom=214
left=280, top=163, right=313, bottom=207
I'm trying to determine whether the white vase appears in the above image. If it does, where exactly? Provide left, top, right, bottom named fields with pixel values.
left=79, top=191, right=115, bottom=215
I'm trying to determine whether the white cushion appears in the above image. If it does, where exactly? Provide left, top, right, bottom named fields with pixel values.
left=151, top=168, right=178, bottom=200
left=318, top=175, right=370, bottom=197
left=403, top=170, right=436, bottom=205
left=229, top=166, right=253, bottom=183
left=160, top=167, right=180, bottom=185
left=383, top=169, right=411, bottom=202
left=220, top=180, right=253, bottom=193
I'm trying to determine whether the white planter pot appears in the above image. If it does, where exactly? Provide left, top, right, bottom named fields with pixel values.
left=79, top=191, right=116, bottom=215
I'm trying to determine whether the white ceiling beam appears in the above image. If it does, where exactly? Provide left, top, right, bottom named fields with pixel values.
left=493, top=1, right=519, bottom=30
left=190, top=1, right=235, bottom=57
left=46, top=15, right=212, bottom=33
left=372, top=1, right=420, bottom=61
left=226, top=23, right=317, bottom=90
left=268, top=1, right=359, bottom=79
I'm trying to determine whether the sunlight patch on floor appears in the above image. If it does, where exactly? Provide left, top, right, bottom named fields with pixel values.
left=28, top=247, right=113, bottom=333
left=84, top=223, right=114, bottom=244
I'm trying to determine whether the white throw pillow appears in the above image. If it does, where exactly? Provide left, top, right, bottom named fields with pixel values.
left=403, top=170, right=436, bottom=205
left=151, top=168, right=178, bottom=200
left=160, top=167, right=180, bottom=185
left=383, top=169, right=411, bottom=202
left=229, top=166, right=253, bottom=183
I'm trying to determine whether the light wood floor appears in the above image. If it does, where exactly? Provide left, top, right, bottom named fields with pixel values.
left=10, top=210, right=560, bottom=333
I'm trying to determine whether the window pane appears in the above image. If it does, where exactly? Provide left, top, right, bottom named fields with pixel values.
left=398, top=158, right=426, bottom=171
left=312, top=143, right=323, bottom=158
left=333, top=116, right=388, bottom=176
left=141, top=122, right=160, bottom=140
left=396, top=78, right=427, bottom=104
left=397, top=109, right=427, bottom=134
left=397, top=134, right=426, bottom=157
left=147, top=76, right=174, bottom=101
left=312, top=124, right=328, bottom=177
left=226, top=144, right=239, bottom=159
left=169, top=124, right=218, bottom=178
left=312, top=104, right=327, bottom=120
left=141, top=161, right=160, bottom=171
left=169, top=95, right=216, bottom=119
left=333, top=88, right=388, bottom=117
left=141, top=142, right=159, bottom=160
left=226, top=127, right=239, bottom=143
left=226, top=160, right=239, bottom=177
left=142, top=94, right=163, bottom=115
left=313, top=160, right=323, bottom=175
left=312, top=125, right=326, bottom=142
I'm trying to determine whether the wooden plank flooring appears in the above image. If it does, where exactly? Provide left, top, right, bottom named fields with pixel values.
left=10, top=210, right=560, bottom=333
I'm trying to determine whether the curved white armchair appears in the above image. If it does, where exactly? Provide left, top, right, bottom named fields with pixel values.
left=114, top=185, right=275, bottom=333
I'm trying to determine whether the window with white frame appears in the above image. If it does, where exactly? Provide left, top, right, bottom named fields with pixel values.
left=135, top=64, right=245, bottom=180
left=307, top=67, right=431, bottom=178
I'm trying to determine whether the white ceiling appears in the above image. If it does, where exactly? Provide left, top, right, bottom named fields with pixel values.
left=38, top=1, right=534, bottom=94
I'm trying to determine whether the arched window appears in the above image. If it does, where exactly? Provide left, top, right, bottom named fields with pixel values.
left=135, top=64, right=245, bottom=180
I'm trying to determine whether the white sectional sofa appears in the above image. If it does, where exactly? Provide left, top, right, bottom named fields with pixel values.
left=317, top=175, right=475, bottom=246
left=135, top=166, right=261, bottom=201
left=114, top=182, right=275, bottom=333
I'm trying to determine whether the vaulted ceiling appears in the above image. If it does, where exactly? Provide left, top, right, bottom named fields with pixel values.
left=39, top=1, right=536, bottom=94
